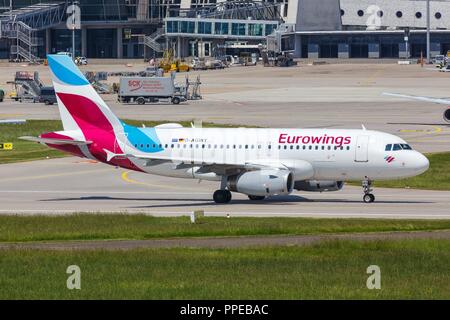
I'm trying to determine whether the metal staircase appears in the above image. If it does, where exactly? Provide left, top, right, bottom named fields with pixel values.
left=143, top=27, right=165, bottom=53
left=0, top=2, right=68, bottom=63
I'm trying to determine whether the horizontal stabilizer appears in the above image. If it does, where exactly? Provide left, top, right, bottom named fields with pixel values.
left=19, top=136, right=92, bottom=146
left=103, top=149, right=126, bottom=162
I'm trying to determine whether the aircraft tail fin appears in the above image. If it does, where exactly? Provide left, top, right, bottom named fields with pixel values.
left=47, top=54, right=122, bottom=132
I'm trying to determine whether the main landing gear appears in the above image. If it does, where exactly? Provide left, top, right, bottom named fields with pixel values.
left=362, top=178, right=375, bottom=203
left=213, top=190, right=232, bottom=204
left=213, top=176, right=232, bottom=204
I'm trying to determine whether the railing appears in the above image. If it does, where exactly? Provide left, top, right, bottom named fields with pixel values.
left=143, top=27, right=165, bottom=53
left=11, top=45, right=40, bottom=63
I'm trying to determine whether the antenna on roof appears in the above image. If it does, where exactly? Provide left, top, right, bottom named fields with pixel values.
left=361, top=124, right=367, bottom=130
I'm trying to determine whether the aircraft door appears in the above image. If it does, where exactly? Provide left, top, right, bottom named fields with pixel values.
left=355, top=135, right=369, bottom=162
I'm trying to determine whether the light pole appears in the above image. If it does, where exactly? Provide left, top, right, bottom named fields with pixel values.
left=426, top=0, right=430, bottom=62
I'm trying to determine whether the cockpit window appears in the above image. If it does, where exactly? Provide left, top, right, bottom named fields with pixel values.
left=388, top=143, right=413, bottom=151
left=400, top=144, right=412, bottom=150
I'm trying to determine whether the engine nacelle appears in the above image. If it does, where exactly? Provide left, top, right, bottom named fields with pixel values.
left=444, top=108, right=450, bottom=123
left=227, top=170, right=294, bottom=197
left=294, top=180, right=344, bottom=192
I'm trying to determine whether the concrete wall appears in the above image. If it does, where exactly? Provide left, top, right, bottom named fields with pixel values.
left=341, top=0, right=450, bottom=29
left=295, top=0, right=342, bottom=31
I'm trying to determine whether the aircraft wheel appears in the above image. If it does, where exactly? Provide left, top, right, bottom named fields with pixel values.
left=248, top=195, right=265, bottom=201
left=213, top=190, right=232, bottom=204
left=363, top=193, right=375, bottom=203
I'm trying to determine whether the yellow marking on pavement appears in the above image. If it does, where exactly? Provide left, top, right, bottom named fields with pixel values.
left=1, top=168, right=113, bottom=183
left=0, top=114, right=23, bottom=119
left=121, top=171, right=190, bottom=191
left=400, top=126, right=443, bottom=134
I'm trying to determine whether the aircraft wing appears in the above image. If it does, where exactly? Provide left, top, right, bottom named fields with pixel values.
left=382, top=92, right=450, bottom=105
left=20, top=136, right=92, bottom=146
left=104, top=149, right=290, bottom=172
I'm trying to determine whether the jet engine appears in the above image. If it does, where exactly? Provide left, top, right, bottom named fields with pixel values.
left=444, top=108, right=450, bottom=123
left=227, top=170, right=294, bottom=197
left=294, top=180, right=344, bottom=192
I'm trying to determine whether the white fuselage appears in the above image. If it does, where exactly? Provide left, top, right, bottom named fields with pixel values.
left=116, top=127, right=429, bottom=182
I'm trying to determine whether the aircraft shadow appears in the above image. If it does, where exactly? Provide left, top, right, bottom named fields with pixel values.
left=39, top=195, right=431, bottom=209
left=388, top=122, right=450, bottom=126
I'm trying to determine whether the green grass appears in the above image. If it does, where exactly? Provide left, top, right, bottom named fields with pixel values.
left=1, top=240, right=450, bottom=299
left=1, top=215, right=450, bottom=242
left=0, top=119, right=251, bottom=164
left=0, top=120, right=65, bottom=164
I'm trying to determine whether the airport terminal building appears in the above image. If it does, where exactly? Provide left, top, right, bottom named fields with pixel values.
left=1, top=0, right=450, bottom=61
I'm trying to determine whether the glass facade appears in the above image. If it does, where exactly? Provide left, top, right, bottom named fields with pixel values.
left=180, top=21, right=195, bottom=33
left=215, top=22, right=229, bottom=35
left=198, top=22, right=212, bottom=34
left=165, top=19, right=278, bottom=38
left=248, top=24, right=263, bottom=36
left=167, top=20, right=179, bottom=33
left=265, top=24, right=277, bottom=36
left=231, top=23, right=246, bottom=36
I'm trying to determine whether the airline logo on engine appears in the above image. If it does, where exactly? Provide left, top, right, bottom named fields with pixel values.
left=278, top=134, right=351, bottom=146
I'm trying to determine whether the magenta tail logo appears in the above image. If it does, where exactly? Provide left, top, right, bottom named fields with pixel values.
left=384, top=155, right=395, bottom=163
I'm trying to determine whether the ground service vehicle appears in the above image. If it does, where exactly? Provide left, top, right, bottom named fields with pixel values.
left=38, top=86, right=57, bottom=105
left=118, top=76, right=186, bottom=105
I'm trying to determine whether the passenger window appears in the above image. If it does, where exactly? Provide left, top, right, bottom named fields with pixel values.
left=290, top=145, right=294, bottom=150
left=393, top=144, right=402, bottom=151
left=385, top=144, right=392, bottom=151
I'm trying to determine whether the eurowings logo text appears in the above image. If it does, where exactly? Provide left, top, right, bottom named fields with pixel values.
left=279, top=134, right=351, bottom=146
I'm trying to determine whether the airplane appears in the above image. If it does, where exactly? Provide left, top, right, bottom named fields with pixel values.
left=21, top=55, right=429, bottom=204
left=383, top=92, right=450, bottom=123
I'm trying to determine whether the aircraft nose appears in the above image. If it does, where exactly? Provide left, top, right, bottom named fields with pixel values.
left=413, top=152, right=429, bottom=175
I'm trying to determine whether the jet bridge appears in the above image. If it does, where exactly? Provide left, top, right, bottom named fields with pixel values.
left=0, top=2, right=68, bottom=63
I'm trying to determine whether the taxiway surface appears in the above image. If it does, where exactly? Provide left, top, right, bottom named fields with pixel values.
left=1, top=157, right=448, bottom=219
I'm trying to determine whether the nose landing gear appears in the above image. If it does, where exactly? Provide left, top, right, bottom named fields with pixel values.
left=362, top=178, right=375, bottom=203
